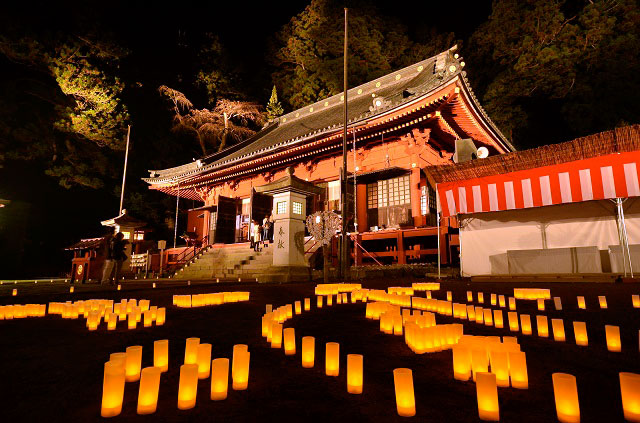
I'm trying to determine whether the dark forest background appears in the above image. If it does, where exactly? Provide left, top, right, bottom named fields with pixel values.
left=1, top=0, right=639, bottom=277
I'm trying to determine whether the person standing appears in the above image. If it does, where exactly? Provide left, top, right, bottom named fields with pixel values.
left=101, top=232, right=127, bottom=284
left=101, top=234, right=114, bottom=285
left=252, top=220, right=262, bottom=252
left=262, top=214, right=271, bottom=245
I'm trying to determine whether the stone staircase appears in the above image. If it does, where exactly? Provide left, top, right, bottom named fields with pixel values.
left=175, top=242, right=274, bottom=281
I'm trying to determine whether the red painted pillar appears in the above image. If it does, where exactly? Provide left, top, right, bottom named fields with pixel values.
left=410, top=168, right=422, bottom=227
left=397, top=231, right=406, bottom=264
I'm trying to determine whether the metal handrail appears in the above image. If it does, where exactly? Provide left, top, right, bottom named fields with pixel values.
left=165, top=236, right=210, bottom=277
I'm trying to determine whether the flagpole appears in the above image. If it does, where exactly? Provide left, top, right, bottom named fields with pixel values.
left=340, top=7, right=349, bottom=280
left=119, top=125, right=131, bottom=215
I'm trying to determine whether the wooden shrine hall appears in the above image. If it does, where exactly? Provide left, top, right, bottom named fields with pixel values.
left=143, top=46, right=513, bottom=271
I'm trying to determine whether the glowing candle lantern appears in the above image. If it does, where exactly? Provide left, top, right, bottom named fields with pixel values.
left=552, top=319, right=566, bottom=342
left=184, top=338, right=200, bottom=364
left=232, top=349, right=250, bottom=390
left=508, top=312, right=519, bottom=332
left=337, top=294, right=342, bottom=304
left=554, top=297, right=563, bottom=310
left=467, top=305, right=476, bottom=320
left=552, top=373, right=580, bottom=423
left=472, top=348, right=489, bottom=381
left=302, top=336, right=315, bottom=368
left=599, top=296, right=607, bottom=309
left=393, top=314, right=403, bottom=335
left=109, top=352, right=126, bottom=372
left=393, top=368, right=416, bottom=417
left=537, top=299, right=545, bottom=311
left=478, top=292, right=484, bottom=303
left=489, top=350, right=510, bottom=388
left=152, top=282, right=156, bottom=288
left=499, top=295, right=506, bottom=308
left=177, top=364, right=199, bottom=410
left=70, top=286, right=74, bottom=293
left=108, top=315, right=117, bottom=330
left=271, top=322, right=283, bottom=348
left=467, top=291, right=473, bottom=302
left=483, top=309, right=493, bottom=326
left=493, top=310, right=504, bottom=328
left=101, top=361, right=126, bottom=417
left=620, top=372, right=640, bottom=422
left=156, top=308, right=166, bottom=325
left=266, top=304, right=272, bottom=313
left=577, top=296, right=586, bottom=309
left=197, top=343, right=212, bottom=379
left=304, top=298, right=310, bottom=311
left=537, top=315, right=549, bottom=337
left=210, top=358, right=230, bottom=400
left=317, top=296, right=323, bottom=308
left=447, top=291, right=452, bottom=302
left=294, top=301, right=301, bottom=314
left=605, top=325, right=621, bottom=352
left=325, top=342, right=340, bottom=376
left=347, top=354, right=363, bottom=394
left=490, top=294, right=497, bottom=306
left=508, top=297, right=516, bottom=310
left=128, top=312, right=137, bottom=329
left=125, top=345, right=143, bottom=382
left=143, top=311, right=152, bottom=327
left=283, top=327, right=296, bottom=355
left=137, top=366, right=161, bottom=415
left=117, top=284, right=121, bottom=291
left=573, top=322, right=588, bottom=346
left=327, top=295, right=333, bottom=306
left=154, top=340, right=169, bottom=372
left=476, top=372, right=500, bottom=421
left=452, top=345, right=472, bottom=381
left=232, top=344, right=248, bottom=385
left=475, top=307, right=484, bottom=324
left=520, top=314, right=532, bottom=335
left=508, top=351, right=528, bottom=389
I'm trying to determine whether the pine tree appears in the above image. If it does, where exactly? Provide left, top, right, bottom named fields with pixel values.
left=266, top=85, right=284, bottom=120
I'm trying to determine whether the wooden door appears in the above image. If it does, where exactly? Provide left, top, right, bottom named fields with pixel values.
left=250, top=190, right=272, bottom=231
left=214, top=195, right=237, bottom=244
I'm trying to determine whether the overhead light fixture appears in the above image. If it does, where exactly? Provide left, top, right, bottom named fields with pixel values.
left=477, top=147, right=489, bottom=159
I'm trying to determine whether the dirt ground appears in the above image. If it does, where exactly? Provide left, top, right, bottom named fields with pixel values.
left=1, top=277, right=639, bottom=422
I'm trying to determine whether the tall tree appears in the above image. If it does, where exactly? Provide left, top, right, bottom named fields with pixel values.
left=269, top=0, right=457, bottom=109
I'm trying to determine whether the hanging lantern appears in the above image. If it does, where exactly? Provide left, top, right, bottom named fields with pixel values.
left=552, top=373, right=580, bottom=423
left=137, top=367, right=161, bottom=415
left=197, top=343, right=212, bottom=379
left=520, top=314, right=532, bottom=335
left=599, top=296, right=607, bottom=309
left=347, top=354, right=364, bottom=394
left=452, top=345, right=472, bottom=381
left=620, top=372, right=640, bottom=422
left=508, top=351, right=528, bottom=389
left=493, top=310, right=504, bottom=329
left=154, top=339, right=169, bottom=372
left=393, top=368, right=416, bottom=417
left=552, top=319, right=566, bottom=342
left=489, top=350, right=510, bottom=388
left=476, top=372, right=500, bottom=421
left=184, top=338, right=200, bottom=364
left=605, top=325, right=621, bottom=352
left=232, top=349, right=250, bottom=390
left=125, top=346, right=143, bottom=382
left=508, top=312, right=519, bottom=332
left=304, top=298, right=311, bottom=311
left=210, top=358, right=230, bottom=400
left=325, top=342, right=340, bottom=376
left=302, top=336, right=315, bottom=368
left=537, top=315, right=549, bottom=337
left=577, top=296, right=586, bottom=309
left=283, top=327, right=296, bottom=355
left=177, top=364, right=199, bottom=410
left=101, top=361, right=126, bottom=417
left=572, top=322, right=588, bottom=346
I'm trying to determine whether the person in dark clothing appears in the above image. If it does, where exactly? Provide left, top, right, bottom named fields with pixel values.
left=101, top=232, right=128, bottom=284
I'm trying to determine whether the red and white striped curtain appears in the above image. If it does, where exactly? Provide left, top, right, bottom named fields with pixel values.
left=437, top=151, right=640, bottom=218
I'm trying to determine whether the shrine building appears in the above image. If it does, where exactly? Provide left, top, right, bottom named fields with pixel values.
left=143, top=46, right=513, bottom=271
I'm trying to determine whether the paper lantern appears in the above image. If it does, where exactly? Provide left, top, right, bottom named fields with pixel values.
left=520, top=314, right=532, bottom=335
left=393, top=314, right=404, bottom=335
left=620, top=372, right=640, bottom=422
left=452, top=345, right=472, bottom=381
left=317, top=296, right=323, bottom=308
left=476, top=372, right=500, bottom=421
left=393, top=368, right=416, bottom=417
left=294, top=301, right=301, bottom=314
left=508, top=312, right=519, bottom=332
left=152, top=282, right=156, bottom=288
left=447, top=291, right=452, bottom=302
left=632, top=295, right=640, bottom=309
left=483, top=309, right=493, bottom=326
left=467, top=291, right=473, bottom=302
left=508, top=297, right=516, bottom=310
left=70, top=286, right=74, bottom=293
left=197, top=343, right=212, bottom=379
left=327, top=295, right=333, bottom=306
left=232, top=349, right=250, bottom=390
left=537, top=299, right=545, bottom=311
left=137, top=366, right=161, bottom=415
left=569, top=321, right=588, bottom=346
left=143, top=311, right=152, bottom=327
left=232, top=344, right=248, bottom=381
left=472, top=348, right=489, bottom=381
left=302, top=336, right=315, bottom=368
left=304, top=298, right=311, bottom=311
left=184, top=338, right=200, bottom=364
left=347, top=354, right=363, bottom=394
left=101, top=361, right=126, bottom=417
left=552, top=319, right=566, bottom=342
left=605, top=325, right=621, bottom=352
left=12, top=289, right=17, bottom=296
left=478, top=292, right=484, bottom=303
left=577, top=296, right=586, bottom=309
left=177, top=364, right=199, bottom=410
left=266, top=304, right=273, bottom=313
left=537, top=315, right=549, bottom=337
left=211, top=358, right=230, bottom=400
left=475, top=306, right=484, bottom=324
left=125, top=346, right=143, bottom=382
left=467, top=305, right=476, bottom=320
left=128, top=312, right=137, bottom=330
left=325, top=342, right=340, bottom=376
left=108, top=315, right=117, bottom=330
left=154, top=339, right=169, bottom=372
left=271, top=322, right=283, bottom=348
left=599, top=296, right=607, bottom=309
left=283, top=327, right=296, bottom=355
left=552, top=373, right=580, bottom=423
left=554, top=297, right=563, bottom=310
left=489, top=350, right=510, bottom=388
left=109, top=352, right=126, bottom=372
left=156, top=308, right=166, bottom=325
left=493, top=310, right=504, bottom=328
left=508, top=351, right=528, bottom=389
left=117, top=284, right=121, bottom=291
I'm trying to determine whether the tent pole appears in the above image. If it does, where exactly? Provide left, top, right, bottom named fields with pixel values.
left=615, top=199, right=629, bottom=277
left=619, top=198, right=634, bottom=278
left=437, top=211, right=441, bottom=279
left=174, top=183, right=180, bottom=249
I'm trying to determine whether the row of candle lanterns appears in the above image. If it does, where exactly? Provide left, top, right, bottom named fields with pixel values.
left=172, top=291, right=250, bottom=308
left=101, top=338, right=250, bottom=417
left=314, top=283, right=362, bottom=296
left=0, top=303, right=46, bottom=319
